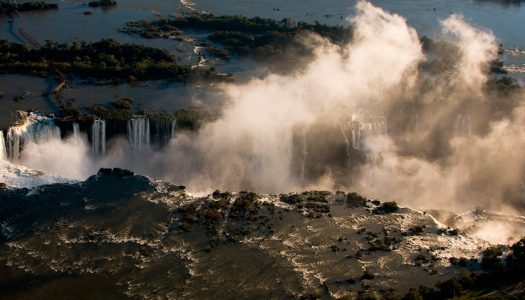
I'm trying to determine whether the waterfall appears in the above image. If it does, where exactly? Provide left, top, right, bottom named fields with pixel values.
left=153, top=118, right=176, bottom=146
left=5, top=113, right=61, bottom=161
left=171, top=118, right=176, bottom=139
left=521, top=181, right=525, bottom=203
left=365, top=153, right=372, bottom=164
left=300, top=127, right=307, bottom=181
left=92, top=120, right=106, bottom=157
left=128, top=117, right=150, bottom=152
left=73, top=122, right=80, bottom=139
left=343, top=113, right=388, bottom=166
left=340, top=124, right=352, bottom=172
left=6, top=130, right=21, bottom=161
left=454, top=114, right=471, bottom=136
left=351, top=127, right=361, bottom=150
left=377, top=117, right=387, bottom=135
left=415, top=112, right=419, bottom=132
left=350, top=113, right=387, bottom=151
left=0, top=131, right=6, bottom=160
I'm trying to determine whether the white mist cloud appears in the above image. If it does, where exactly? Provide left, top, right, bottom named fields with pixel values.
left=348, top=0, right=423, bottom=99
left=440, top=14, right=498, bottom=91
left=149, top=0, right=425, bottom=193
left=11, top=1, right=525, bottom=231
left=21, top=134, right=95, bottom=180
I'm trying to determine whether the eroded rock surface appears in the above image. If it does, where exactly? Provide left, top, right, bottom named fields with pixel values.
left=0, top=169, right=489, bottom=299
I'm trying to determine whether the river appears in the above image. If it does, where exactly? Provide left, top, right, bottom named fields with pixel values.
left=0, top=0, right=524, bottom=118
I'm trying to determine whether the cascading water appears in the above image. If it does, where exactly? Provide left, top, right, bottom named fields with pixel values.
left=349, top=114, right=387, bottom=147
left=171, top=119, right=176, bottom=140
left=351, top=126, right=361, bottom=150
left=92, top=120, right=106, bottom=157
left=73, top=123, right=80, bottom=139
left=521, top=181, right=525, bottom=203
left=0, top=131, right=6, bottom=160
left=7, top=131, right=20, bottom=162
left=340, top=124, right=352, bottom=172
left=415, top=112, right=420, bottom=132
left=300, top=127, right=308, bottom=181
left=5, top=112, right=61, bottom=161
left=153, top=118, right=175, bottom=146
left=365, top=153, right=372, bottom=164
left=454, top=114, right=471, bottom=136
left=347, top=113, right=388, bottom=164
left=128, top=117, right=150, bottom=152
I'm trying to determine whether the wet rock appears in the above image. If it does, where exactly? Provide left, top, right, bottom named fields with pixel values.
left=97, top=168, right=134, bottom=177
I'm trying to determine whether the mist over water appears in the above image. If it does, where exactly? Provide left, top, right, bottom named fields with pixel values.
left=5, top=2, right=525, bottom=216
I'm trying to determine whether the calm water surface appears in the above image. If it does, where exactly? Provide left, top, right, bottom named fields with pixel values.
left=189, top=0, right=525, bottom=47
left=2, top=1, right=523, bottom=46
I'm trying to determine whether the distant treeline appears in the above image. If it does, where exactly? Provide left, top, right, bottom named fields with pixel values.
left=88, top=0, right=116, bottom=8
left=475, top=0, right=525, bottom=6
left=166, top=13, right=350, bottom=42
left=0, top=1, right=58, bottom=14
left=0, top=39, right=229, bottom=83
left=121, top=13, right=353, bottom=69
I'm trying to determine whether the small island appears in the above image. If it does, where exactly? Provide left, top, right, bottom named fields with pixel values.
left=88, top=0, right=117, bottom=8
left=121, top=13, right=352, bottom=69
left=0, top=39, right=230, bottom=83
left=0, top=1, right=58, bottom=14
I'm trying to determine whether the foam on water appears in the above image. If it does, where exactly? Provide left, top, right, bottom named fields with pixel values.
left=0, top=160, right=75, bottom=189
left=0, top=131, right=6, bottom=161
left=4, top=112, right=61, bottom=162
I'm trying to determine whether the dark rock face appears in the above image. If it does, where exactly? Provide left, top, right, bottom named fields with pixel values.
left=97, top=168, right=135, bottom=178
left=0, top=175, right=488, bottom=299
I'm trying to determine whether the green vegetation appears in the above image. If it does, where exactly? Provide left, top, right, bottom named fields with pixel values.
left=88, top=0, right=116, bottom=8
left=279, top=191, right=331, bottom=218
left=484, top=76, right=522, bottom=118
left=57, top=97, right=219, bottom=130
left=89, top=103, right=133, bottom=121
left=0, top=39, right=228, bottom=83
left=123, top=12, right=351, bottom=44
left=174, top=107, right=221, bottom=130
left=419, top=36, right=510, bottom=76
left=345, top=192, right=367, bottom=208
left=121, top=12, right=352, bottom=70
left=174, top=192, right=275, bottom=249
left=490, top=59, right=507, bottom=74
left=481, top=246, right=504, bottom=273
left=404, top=237, right=525, bottom=299
left=373, top=201, right=399, bottom=214
left=111, top=98, right=133, bottom=110
left=0, top=1, right=58, bottom=14
left=486, top=76, right=521, bottom=94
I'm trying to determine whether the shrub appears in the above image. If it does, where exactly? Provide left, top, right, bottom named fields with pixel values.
left=481, top=246, right=503, bottom=273
left=111, top=98, right=133, bottom=110
left=373, top=201, right=399, bottom=214
left=346, top=192, right=367, bottom=208
left=88, top=0, right=117, bottom=8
